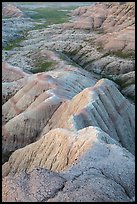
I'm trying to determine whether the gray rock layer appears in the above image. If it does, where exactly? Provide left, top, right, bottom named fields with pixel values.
left=2, top=2, right=135, bottom=202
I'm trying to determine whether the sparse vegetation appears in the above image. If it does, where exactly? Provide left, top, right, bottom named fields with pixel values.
left=96, top=29, right=105, bottom=34
left=3, top=5, right=78, bottom=51
left=108, top=50, right=135, bottom=59
left=96, top=44, right=104, bottom=52
left=30, top=61, right=55, bottom=74
left=3, top=30, right=28, bottom=50
left=112, top=77, right=135, bottom=89
left=96, top=43, right=135, bottom=60
left=23, top=6, right=77, bottom=27
left=97, top=47, right=135, bottom=59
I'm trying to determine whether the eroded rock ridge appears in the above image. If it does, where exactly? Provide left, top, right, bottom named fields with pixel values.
left=2, top=2, right=135, bottom=202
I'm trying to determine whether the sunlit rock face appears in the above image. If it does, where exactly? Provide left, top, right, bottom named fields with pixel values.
left=42, top=78, right=135, bottom=155
left=2, top=2, right=135, bottom=202
left=2, top=62, right=97, bottom=163
left=2, top=77, right=135, bottom=202
left=2, top=127, right=135, bottom=202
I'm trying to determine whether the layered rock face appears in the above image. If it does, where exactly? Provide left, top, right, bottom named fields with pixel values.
left=2, top=2, right=135, bottom=202
left=2, top=126, right=120, bottom=176
left=2, top=127, right=135, bottom=202
left=2, top=62, right=30, bottom=104
left=2, top=59, right=97, bottom=163
left=70, top=2, right=135, bottom=51
left=43, top=79, right=135, bottom=155
left=3, top=2, right=135, bottom=102
left=2, top=3, right=23, bottom=18
left=2, top=76, right=135, bottom=201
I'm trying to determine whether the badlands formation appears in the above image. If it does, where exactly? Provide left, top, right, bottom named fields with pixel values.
left=2, top=2, right=135, bottom=202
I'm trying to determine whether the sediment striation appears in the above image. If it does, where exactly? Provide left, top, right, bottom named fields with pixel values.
left=2, top=2, right=135, bottom=202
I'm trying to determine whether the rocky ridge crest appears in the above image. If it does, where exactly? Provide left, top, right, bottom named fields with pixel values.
left=2, top=2, right=135, bottom=202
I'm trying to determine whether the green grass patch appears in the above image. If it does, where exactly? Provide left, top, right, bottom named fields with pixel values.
left=32, top=23, right=47, bottom=30
left=23, top=6, right=77, bottom=27
left=2, top=16, right=12, bottom=19
left=3, top=30, right=28, bottom=50
left=3, top=36, right=25, bottom=50
left=100, top=50, right=135, bottom=59
left=108, top=50, right=135, bottom=59
left=31, top=61, right=55, bottom=74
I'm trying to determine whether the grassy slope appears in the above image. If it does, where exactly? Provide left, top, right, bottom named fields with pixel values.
left=3, top=5, right=78, bottom=51
left=23, top=6, right=78, bottom=27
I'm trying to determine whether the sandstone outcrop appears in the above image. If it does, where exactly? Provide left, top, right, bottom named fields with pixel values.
left=43, top=78, right=135, bottom=154
left=2, top=61, right=29, bottom=82
left=50, top=136, right=135, bottom=202
left=2, top=168, right=66, bottom=202
left=3, top=2, right=135, bottom=102
left=2, top=127, right=135, bottom=202
left=2, top=126, right=120, bottom=176
left=2, top=2, right=135, bottom=202
left=2, top=65, right=96, bottom=162
left=70, top=2, right=135, bottom=52
left=2, top=3, right=23, bottom=18
left=2, top=62, right=30, bottom=104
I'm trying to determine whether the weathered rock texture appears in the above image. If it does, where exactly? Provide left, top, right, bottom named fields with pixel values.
left=2, top=127, right=135, bottom=202
left=2, top=63, right=96, bottom=162
left=2, top=168, right=66, bottom=202
left=2, top=3, right=23, bottom=18
left=2, top=2, right=135, bottom=202
left=3, top=2, right=135, bottom=102
left=2, top=126, right=119, bottom=176
left=70, top=2, right=135, bottom=52
left=2, top=2, right=35, bottom=48
left=51, top=137, right=135, bottom=202
left=2, top=62, right=30, bottom=104
left=43, top=79, right=135, bottom=155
